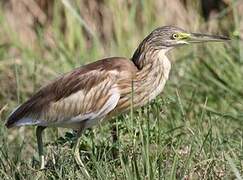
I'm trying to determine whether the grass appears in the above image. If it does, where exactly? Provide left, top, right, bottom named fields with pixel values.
left=0, top=0, right=243, bottom=179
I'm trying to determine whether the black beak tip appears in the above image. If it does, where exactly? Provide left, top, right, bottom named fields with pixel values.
left=220, top=36, right=231, bottom=41
left=207, top=34, right=231, bottom=41
left=191, top=33, right=231, bottom=42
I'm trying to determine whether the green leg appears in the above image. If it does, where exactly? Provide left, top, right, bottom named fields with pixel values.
left=73, top=130, right=90, bottom=178
left=36, top=126, right=46, bottom=170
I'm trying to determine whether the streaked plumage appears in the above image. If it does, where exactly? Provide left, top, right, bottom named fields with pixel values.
left=5, top=26, right=229, bottom=172
left=6, top=57, right=137, bottom=129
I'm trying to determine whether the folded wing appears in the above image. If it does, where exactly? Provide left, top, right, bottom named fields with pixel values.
left=6, top=57, right=137, bottom=129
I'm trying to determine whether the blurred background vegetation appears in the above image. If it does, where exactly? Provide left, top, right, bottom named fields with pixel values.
left=0, top=0, right=243, bottom=179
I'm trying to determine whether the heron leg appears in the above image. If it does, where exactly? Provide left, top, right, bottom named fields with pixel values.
left=73, top=129, right=90, bottom=178
left=111, top=123, right=119, bottom=158
left=36, top=126, right=46, bottom=170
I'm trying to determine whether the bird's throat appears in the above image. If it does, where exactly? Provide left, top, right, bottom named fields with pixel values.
left=132, top=49, right=171, bottom=106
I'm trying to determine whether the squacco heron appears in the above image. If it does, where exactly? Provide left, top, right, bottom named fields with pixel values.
left=5, top=26, right=229, bottom=173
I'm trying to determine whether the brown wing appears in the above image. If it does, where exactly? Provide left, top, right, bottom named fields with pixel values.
left=6, top=57, right=137, bottom=129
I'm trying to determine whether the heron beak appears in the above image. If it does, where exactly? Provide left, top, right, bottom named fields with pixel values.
left=188, top=33, right=230, bottom=43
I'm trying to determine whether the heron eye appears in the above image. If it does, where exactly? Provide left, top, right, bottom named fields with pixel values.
left=172, top=33, right=179, bottom=39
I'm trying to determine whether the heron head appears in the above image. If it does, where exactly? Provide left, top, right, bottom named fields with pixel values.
left=148, top=26, right=230, bottom=50
left=132, top=26, right=230, bottom=69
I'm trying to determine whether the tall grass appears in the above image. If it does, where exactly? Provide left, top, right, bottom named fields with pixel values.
left=0, top=0, right=242, bottom=179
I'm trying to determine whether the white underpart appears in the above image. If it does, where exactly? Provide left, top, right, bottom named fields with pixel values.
left=14, top=117, right=41, bottom=127
left=9, top=105, right=42, bottom=127
left=148, top=49, right=171, bottom=101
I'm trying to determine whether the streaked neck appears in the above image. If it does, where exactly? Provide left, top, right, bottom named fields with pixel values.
left=132, top=49, right=171, bottom=106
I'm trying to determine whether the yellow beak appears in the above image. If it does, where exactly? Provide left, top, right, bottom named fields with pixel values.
left=187, top=33, right=230, bottom=43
